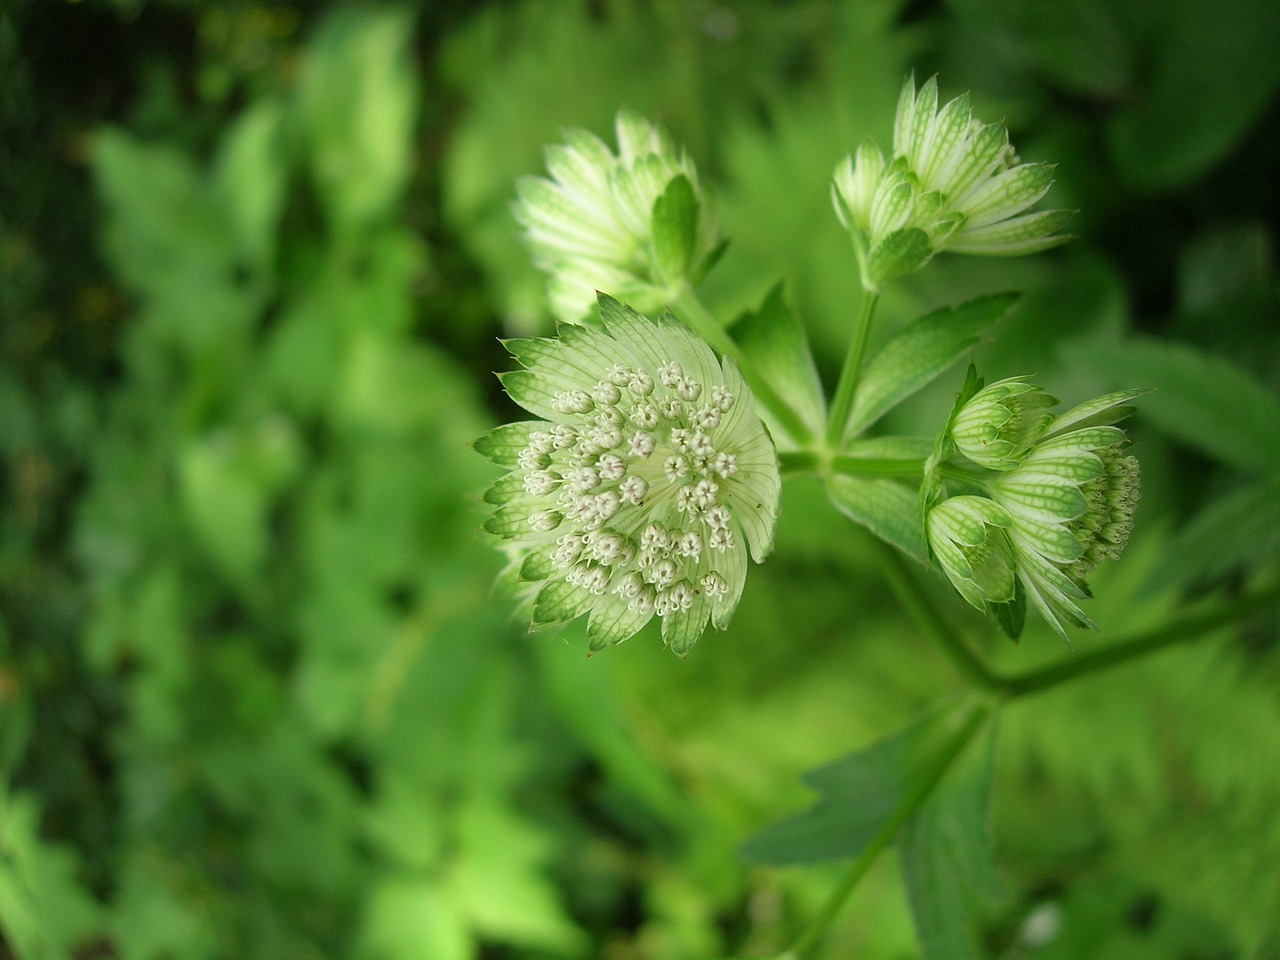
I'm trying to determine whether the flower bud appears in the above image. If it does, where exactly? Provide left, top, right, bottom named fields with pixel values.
left=927, top=495, right=1018, bottom=612
left=514, top=112, right=720, bottom=324
left=950, top=377, right=1057, bottom=470
left=475, top=295, right=780, bottom=656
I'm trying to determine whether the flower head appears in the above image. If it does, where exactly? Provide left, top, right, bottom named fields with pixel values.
left=474, top=295, right=780, bottom=655
left=927, top=495, right=1018, bottom=612
left=991, top=391, right=1143, bottom=637
left=514, top=111, right=720, bottom=324
left=950, top=376, right=1057, bottom=470
left=832, top=75, right=1071, bottom=291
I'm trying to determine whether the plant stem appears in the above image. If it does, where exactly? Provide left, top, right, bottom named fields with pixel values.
left=778, top=450, right=927, bottom=478
left=825, top=291, right=879, bottom=448
left=780, top=702, right=991, bottom=960
left=1005, top=580, right=1280, bottom=698
left=871, top=538, right=1010, bottom=696
left=671, top=287, right=812, bottom=444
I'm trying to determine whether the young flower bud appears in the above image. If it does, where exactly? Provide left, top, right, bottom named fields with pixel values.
left=832, top=75, right=1071, bottom=291
left=950, top=377, right=1057, bottom=470
left=513, top=111, right=720, bottom=324
left=991, top=391, right=1143, bottom=637
left=474, top=295, right=780, bottom=656
left=927, top=495, right=1018, bottom=612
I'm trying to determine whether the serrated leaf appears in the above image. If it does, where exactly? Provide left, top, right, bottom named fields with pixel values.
left=731, top=283, right=826, bottom=445
left=901, top=722, right=1002, bottom=960
left=1068, top=337, right=1280, bottom=473
left=741, top=709, right=942, bottom=865
left=742, top=702, right=989, bottom=867
left=1144, top=473, right=1280, bottom=593
left=845, top=293, right=1020, bottom=439
left=651, top=174, right=698, bottom=285
left=827, top=474, right=927, bottom=562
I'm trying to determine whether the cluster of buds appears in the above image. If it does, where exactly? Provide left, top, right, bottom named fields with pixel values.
left=927, top=379, right=1143, bottom=637
left=513, top=110, right=721, bottom=324
left=832, top=76, right=1071, bottom=291
left=475, top=296, right=780, bottom=655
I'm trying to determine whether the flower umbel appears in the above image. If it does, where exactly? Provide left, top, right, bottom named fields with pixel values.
left=474, top=295, right=780, bottom=655
left=991, top=391, right=1143, bottom=637
left=514, top=111, right=720, bottom=324
left=832, top=75, right=1071, bottom=291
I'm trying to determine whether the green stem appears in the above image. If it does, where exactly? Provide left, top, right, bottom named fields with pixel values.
left=671, top=287, right=812, bottom=444
left=1005, top=580, right=1280, bottom=698
left=825, top=292, right=879, bottom=448
left=871, top=538, right=1010, bottom=696
left=780, top=702, right=991, bottom=960
left=779, top=451, right=927, bottom=478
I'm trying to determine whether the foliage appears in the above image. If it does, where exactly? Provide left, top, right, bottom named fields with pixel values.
left=2, top=0, right=1279, bottom=959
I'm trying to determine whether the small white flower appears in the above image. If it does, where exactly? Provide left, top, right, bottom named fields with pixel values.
left=514, top=111, right=721, bottom=324
left=476, top=296, right=780, bottom=655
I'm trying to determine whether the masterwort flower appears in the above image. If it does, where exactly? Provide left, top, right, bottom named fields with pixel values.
left=991, top=391, right=1143, bottom=637
left=514, top=111, right=720, bottom=325
left=474, top=295, right=780, bottom=655
left=950, top=376, right=1057, bottom=470
left=927, top=495, right=1018, bottom=613
left=832, top=75, right=1071, bottom=291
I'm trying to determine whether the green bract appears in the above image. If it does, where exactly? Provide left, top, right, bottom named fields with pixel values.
left=950, top=376, right=1057, bottom=470
left=992, top=392, right=1143, bottom=636
left=513, top=110, right=720, bottom=324
left=475, top=296, right=780, bottom=655
left=832, top=75, right=1071, bottom=291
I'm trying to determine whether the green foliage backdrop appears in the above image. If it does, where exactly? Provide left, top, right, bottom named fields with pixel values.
left=2, top=1, right=1278, bottom=958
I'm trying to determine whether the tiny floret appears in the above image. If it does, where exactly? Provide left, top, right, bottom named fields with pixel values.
left=476, top=295, right=781, bottom=656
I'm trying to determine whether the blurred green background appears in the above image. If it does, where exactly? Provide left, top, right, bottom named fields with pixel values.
left=2, top=1, right=1279, bottom=958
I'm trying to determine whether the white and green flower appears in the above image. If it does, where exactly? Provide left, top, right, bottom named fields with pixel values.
left=991, top=391, right=1143, bottom=636
left=927, top=495, right=1018, bottom=613
left=950, top=376, right=1057, bottom=470
left=514, top=111, right=720, bottom=324
left=474, top=295, right=780, bottom=655
left=832, top=75, right=1071, bottom=290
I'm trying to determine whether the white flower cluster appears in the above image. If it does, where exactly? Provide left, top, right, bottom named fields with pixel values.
left=476, top=297, right=779, bottom=655
left=832, top=76, right=1071, bottom=291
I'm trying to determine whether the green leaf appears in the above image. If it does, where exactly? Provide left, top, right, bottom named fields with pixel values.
left=651, top=174, right=698, bottom=285
left=731, top=283, right=826, bottom=445
left=901, top=722, right=1002, bottom=960
left=1106, top=0, right=1280, bottom=189
left=214, top=98, right=288, bottom=272
left=298, top=8, right=418, bottom=231
left=1068, top=337, right=1280, bottom=473
left=1145, top=473, right=1280, bottom=593
left=828, top=474, right=928, bottom=562
left=741, top=710, right=940, bottom=865
left=846, top=293, right=1021, bottom=438
left=742, top=702, right=988, bottom=866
